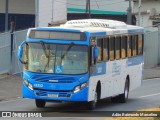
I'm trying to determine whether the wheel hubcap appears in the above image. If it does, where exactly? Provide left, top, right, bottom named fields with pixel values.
left=94, top=92, right=97, bottom=103
left=124, top=84, right=128, bottom=98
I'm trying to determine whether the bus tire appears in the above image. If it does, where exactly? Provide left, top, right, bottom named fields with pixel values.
left=111, top=96, right=119, bottom=103
left=118, top=79, right=129, bottom=103
left=35, top=99, right=46, bottom=108
left=87, top=91, right=97, bottom=110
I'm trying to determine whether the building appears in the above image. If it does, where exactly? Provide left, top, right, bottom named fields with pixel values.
left=67, top=0, right=129, bottom=15
left=0, top=0, right=67, bottom=32
left=67, top=0, right=136, bottom=25
left=133, top=0, right=160, bottom=31
left=0, top=0, right=141, bottom=32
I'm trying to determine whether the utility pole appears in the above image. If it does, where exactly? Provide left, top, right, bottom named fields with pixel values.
left=35, top=0, right=39, bottom=27
left=138, top=0, right=141, bottom=26
left=158, top=24, right=160, bottom=65
left=86, top=0, right=91, bottom=18
left=127, top=0, right=132, bottom=25
left=5, top=0, right=9, bottom=32
left=86, top=0, right=88, bottom=13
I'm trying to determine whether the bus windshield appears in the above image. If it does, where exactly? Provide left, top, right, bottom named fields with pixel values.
left=25, top=43, right=88, bottom=74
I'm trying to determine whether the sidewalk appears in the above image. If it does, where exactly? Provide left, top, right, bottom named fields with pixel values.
left=144, top=67, right=160, bottom=79
left=0, top=67, right=160, bottom=101
left=0, top=74, right=22, bottom=101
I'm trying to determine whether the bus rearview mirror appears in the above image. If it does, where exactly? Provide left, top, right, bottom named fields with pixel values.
left=94, top=47, right=98, bottom=60
left=18, top=41, right=27, bottom=64
left=18, top=46, right=23, bottom=58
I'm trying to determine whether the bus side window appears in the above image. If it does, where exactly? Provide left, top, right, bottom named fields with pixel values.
left=121, top=36, right=127, bottom=59
left=132, top=35, right=138, bottom=56
left=109, top=37, right=115, bottom=61
left=115, top=36, right=121, bottom=60
left=127, top=36, right=132, bottom=57
left=97, top=38, right=103, bottom=62
left=138, top=34, right=143, bottom=55
left=103, top=37, right=109, bottom=61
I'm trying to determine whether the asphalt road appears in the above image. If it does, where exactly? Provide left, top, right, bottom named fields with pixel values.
left=0, top=78, right=160, bottom=119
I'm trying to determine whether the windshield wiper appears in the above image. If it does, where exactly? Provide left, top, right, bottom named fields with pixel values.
left=40, top=41, right=49, bottom=58
left=61, top=42, right=74, bottom=60
left=40, top=41, right=51, bottom=72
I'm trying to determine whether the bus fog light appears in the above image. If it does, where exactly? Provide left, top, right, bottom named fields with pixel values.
left=28, top=83, right=34, bottom=91
left=73, top=86, right=81, bottom=93
left=81, top=82, right=87, bottom=89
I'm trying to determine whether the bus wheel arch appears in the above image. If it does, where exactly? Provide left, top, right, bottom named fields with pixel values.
left=96, top=81, right=101, bottom=100
left=126, top=75, right=130, bottom=89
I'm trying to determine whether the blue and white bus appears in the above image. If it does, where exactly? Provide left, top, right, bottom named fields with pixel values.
left=18, top=19, right=144, bottom=110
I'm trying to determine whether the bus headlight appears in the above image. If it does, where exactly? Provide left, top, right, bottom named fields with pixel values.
left=73, top=82, right=87, bottom=93
left=81, top=82, right=87, bottom=89
left=23, top=79, right=33, bottom=91
left=73, top=86, right=81, bottom=93
left=28, top=83, right=34, bottom=91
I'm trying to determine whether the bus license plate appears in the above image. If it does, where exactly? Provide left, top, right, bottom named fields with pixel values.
left=47, top=94, right=58, bottom=98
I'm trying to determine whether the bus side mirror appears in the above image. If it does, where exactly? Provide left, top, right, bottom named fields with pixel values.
left=93, top=46, right=98, bottom=61
left=18, top=46, right=23, bottom=58
left=18, top=41, right=27, bottom=64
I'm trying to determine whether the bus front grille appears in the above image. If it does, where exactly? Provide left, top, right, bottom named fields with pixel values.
left=35, top=79, right=75, bottom=83
left=35, top=90, right=71, bottom=98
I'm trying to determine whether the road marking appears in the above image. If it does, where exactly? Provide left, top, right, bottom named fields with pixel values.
left=139, top=92, right=160, bottom=98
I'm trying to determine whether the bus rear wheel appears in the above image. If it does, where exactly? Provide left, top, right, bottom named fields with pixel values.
left=118, top=79, right=129, bottom=103
left=35, top=99, right=46, bottom=108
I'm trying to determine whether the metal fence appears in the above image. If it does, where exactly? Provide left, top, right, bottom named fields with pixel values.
left=0, top=30, right=27, bottom=75
left=0, top=29, right=159, bottom=75
left=0, top=32, right=11, bottom=74
left=11, top=30, right=28, bottom=74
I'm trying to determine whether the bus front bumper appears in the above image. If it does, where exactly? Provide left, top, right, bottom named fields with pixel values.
left=22, top=83, right=88, bottom=102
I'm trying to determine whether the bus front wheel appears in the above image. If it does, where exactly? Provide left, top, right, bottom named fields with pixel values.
left=35, top=99, right=46, bottom=108
left=87, top=91, right=97, bottom=110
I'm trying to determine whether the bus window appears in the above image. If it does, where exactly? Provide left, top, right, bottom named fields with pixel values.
left=138, top=34, right=143, bottom=55
left=132, top=35, right=138, bottom=56
left=103, top=38, right=109, bottom=61
left=109, top=37, right=115, bottom=61
left=97, top=38, right=103, bottom=62
left=115, top=37, right=121, bottom=60
left=121, top=36, right=127, bottom=59
left=127, top=36, right=132, bottom=57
